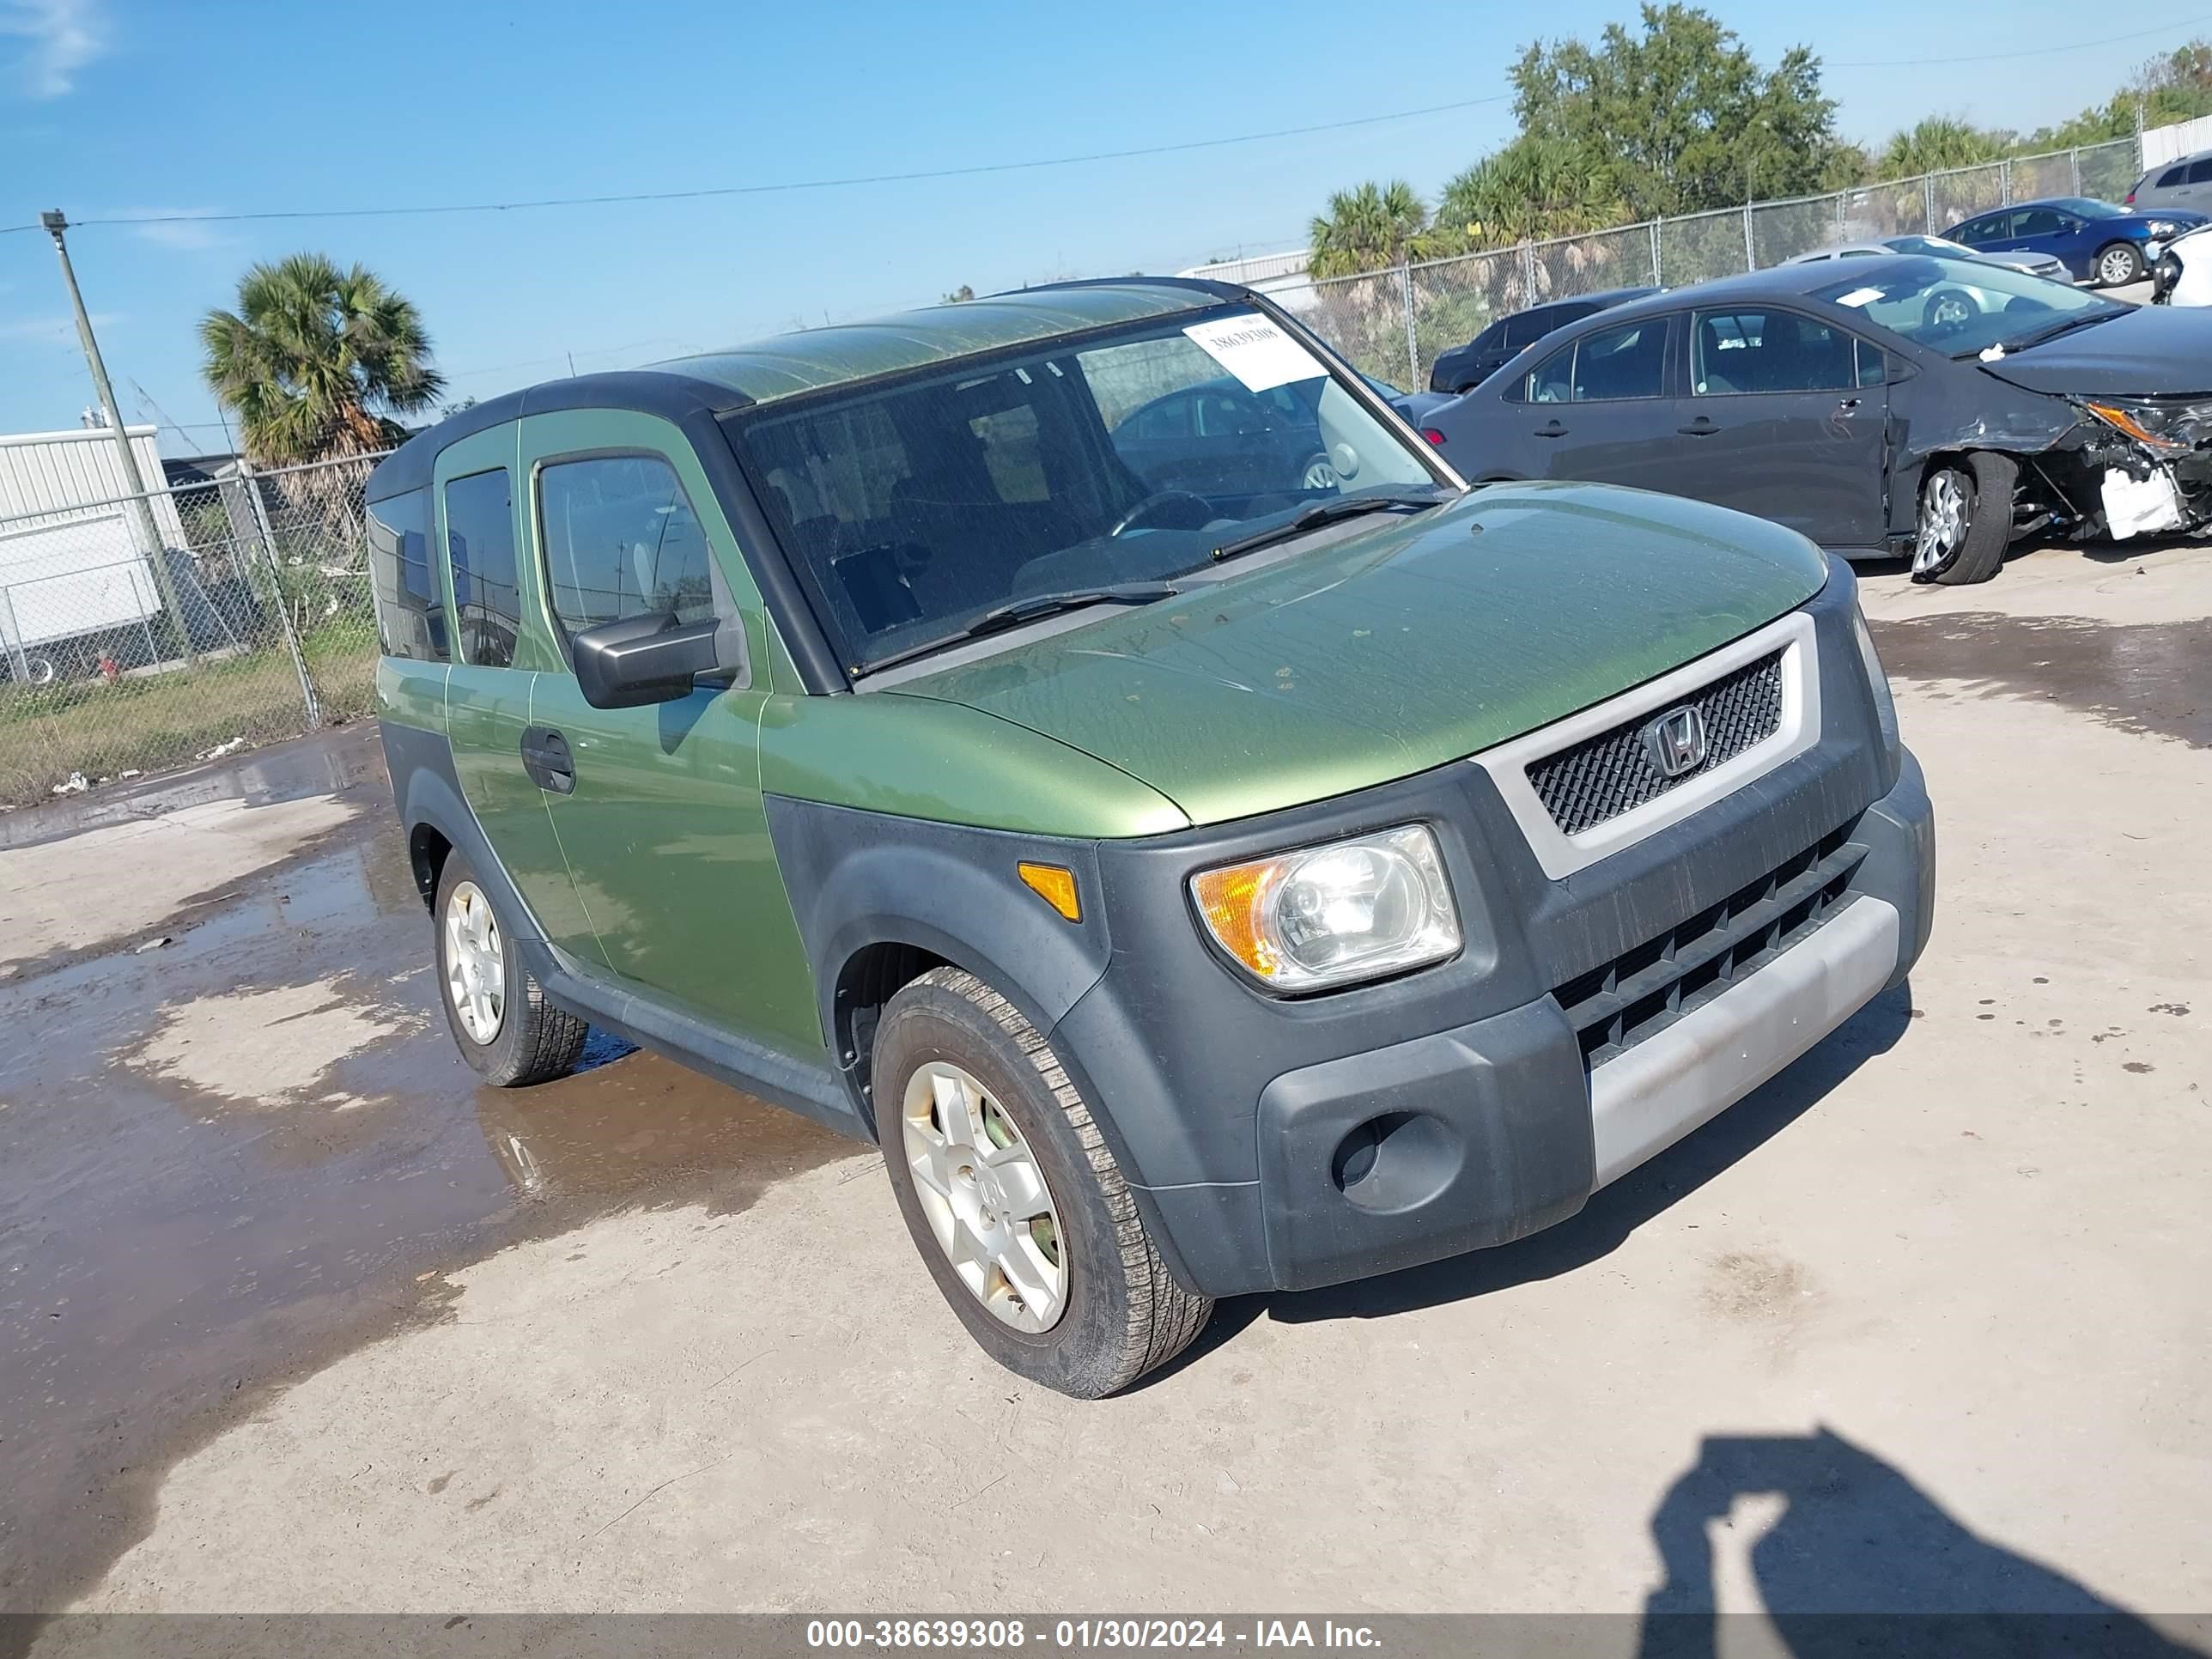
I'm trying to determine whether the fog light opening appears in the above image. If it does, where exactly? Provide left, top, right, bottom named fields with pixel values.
left=1329, top=1110, right=1458, bottom=1213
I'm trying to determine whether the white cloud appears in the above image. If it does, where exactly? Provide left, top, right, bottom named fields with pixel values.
left=0, top=0, right=107, bottom=99
left=0, top=310, right=120, bottom=344
left=93, top=208, right=230, bottom=251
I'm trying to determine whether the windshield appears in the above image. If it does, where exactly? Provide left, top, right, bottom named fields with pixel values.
left=729, top=307, right=1443, bottom=672
left=1814, top=256, right=2124, bottom=357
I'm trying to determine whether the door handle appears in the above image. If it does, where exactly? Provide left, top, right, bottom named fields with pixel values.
left=1534, top=420, right=1569, bottom=438
left=520, top=725, right=574, bottom=795
left=1836, top=397, right=1862, bottom=413
left=1676, top=418, right=1720, bottom=436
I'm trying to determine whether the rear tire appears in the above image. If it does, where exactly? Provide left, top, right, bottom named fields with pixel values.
left=433, top=852, right=587, bottom=1086
left=2094, top=241, right=2144, bottom=287
left=1911, top=453, right=2016, bottom=586
left=873, top=967, right=1212, bottom=1398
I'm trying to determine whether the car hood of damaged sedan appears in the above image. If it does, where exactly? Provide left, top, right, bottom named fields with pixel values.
left=1981, top=301, right=2212, bottom=398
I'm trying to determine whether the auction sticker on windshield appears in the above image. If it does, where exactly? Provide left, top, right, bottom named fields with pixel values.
left=1182, top=315, right=1327, bottom=392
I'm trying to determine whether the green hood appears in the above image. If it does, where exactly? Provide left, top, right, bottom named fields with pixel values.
left=889, top=482, right=1829, bottom=829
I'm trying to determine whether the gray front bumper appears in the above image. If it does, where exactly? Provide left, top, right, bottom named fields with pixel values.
left=1589, top=893, right=1898, bottom=1188
left=1223, top=749, right=1934, bottom=1295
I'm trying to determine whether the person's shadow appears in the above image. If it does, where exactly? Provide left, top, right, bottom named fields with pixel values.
left=1637, top=1426, right=2205, bottom=1658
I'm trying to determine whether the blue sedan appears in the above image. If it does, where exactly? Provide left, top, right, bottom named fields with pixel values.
left=1943, top=197, right=2209, bottom=287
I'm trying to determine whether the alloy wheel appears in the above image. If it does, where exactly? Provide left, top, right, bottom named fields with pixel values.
left=1913, top=470, right=1970, bottom=576
left=1301, top=457, right=1340, bottom=491
left=442, top=879, right=506, bottom=1044
left=901, top=1060, right=1067, bottom=1333
left=2100, top=246, right=2139, bottom=285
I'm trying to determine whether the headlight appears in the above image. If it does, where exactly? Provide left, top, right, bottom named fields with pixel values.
left=2077, top=398, right=2212, bottom=454
left=1853, top=603, right=1901, bottom=783
left=2148, top=221, right=2179, bottom=237
left=1189, top=824, right=1461, bottom=992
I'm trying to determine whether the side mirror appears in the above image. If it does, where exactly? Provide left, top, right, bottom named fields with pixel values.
left=570, top=613, right=728, bottom=709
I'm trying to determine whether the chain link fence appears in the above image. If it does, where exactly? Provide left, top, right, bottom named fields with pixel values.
left=1284, top=137, right=2144, bottom=387
left=0, top=138, right=2155, bottom=807
left=0, top=449, right=389, bottom=806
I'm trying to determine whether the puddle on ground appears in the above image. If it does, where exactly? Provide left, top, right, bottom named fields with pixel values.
left=1870, top=611, right=2211, bottom=747
left=0, top=806, right=860, bottom=1612
left=0, top=724, right=386, bottom=853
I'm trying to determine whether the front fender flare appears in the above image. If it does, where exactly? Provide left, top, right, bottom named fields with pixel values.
left=763, top=796, right=1113, bottom=1081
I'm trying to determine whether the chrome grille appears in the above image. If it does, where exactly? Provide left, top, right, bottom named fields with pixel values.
left=1527, top=650, right=1785, bottom=836
left=1554, top=823, right=1863, bottom=1072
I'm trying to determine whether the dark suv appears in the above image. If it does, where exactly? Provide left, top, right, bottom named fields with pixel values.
left=1427, top=286, right=1661, bottom=393
left=371, top=278, right=1933, bottom=1397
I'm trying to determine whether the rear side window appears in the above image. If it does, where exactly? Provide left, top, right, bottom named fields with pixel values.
left=1513, top=319, right=1667, bottom=403
left=2160, top=165, right=2189, bottom=187
left=1567, top=319, right=1666, bottom=400
left=1523, top=343, right=1574, bottom=403
left=366, top=488, right=446, bottom=663
left=2188, top=159, right=2212, bottom=185
left=1955, top=213, right=2007, bottom=242
left=538, top=454, right=717, bottom=636
left=444, top=468, right=520, bottom=669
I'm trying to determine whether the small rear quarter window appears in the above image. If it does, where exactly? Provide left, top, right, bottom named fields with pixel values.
left=368, top=488, right=447, bottom=662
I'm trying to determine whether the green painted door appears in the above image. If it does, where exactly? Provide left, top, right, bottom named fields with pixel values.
left=434, top=423, right=605, bottom=966
left=515, top=409, right=823, bottom=1060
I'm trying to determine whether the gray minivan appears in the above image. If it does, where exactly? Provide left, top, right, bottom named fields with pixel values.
left=2128, top=149, right=2212, bottom=214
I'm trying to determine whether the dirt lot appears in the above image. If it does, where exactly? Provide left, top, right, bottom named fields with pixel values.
left=0, top=539, right=2206, bottom=1643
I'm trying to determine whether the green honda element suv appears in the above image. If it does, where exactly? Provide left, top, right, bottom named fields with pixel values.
left=369, top=278, right=1933, bottom=1397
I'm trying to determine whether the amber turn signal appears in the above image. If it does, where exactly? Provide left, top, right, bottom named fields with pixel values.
left=1017, top=861, right=1081, bottom=922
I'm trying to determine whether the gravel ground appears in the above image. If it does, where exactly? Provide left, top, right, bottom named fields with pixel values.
left=0, top=538, right=2204, bottom=1648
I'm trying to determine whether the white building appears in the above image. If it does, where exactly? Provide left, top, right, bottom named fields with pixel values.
left=1176, top=250, right=1318, bottom=313
left=0, top=425, right=185, bottom=681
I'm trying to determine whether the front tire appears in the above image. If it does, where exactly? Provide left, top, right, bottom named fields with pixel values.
left=1911, top=453, right=2016, bottom=586
left=1298, top=453, right=1339, bottom=491
left=2094, top=241, right=2145, bottom=287
left=433, top=852, right=587, bottom=1086
left=873, top=967, right=1212, bottom=1398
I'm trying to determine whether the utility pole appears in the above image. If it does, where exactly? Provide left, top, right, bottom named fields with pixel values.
left=40, top=210, right=198, bottom=665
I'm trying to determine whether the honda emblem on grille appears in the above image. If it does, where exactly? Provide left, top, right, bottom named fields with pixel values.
left=1644, top=705, right=1709, bottom=779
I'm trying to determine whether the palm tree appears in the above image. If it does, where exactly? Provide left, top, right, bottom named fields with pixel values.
left=1875, top=118, right=2010, bottom=182
left=1437, top=137, right=1627, bottom=252
left=200, top=254, right=444, bottom=467
left=1309, top=180, right=1431, bottom=278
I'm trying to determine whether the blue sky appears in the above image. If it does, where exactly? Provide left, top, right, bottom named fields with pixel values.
left=2, top=0, right=2206, bottom=451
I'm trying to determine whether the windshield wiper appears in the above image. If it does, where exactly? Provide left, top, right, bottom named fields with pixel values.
left=967, top=582, right=1181, bottom=635
left=854, top=583, right=1180, bottom=678
left=1206, top=489, right=1446, bottom=565
left=2001, top=309, right=2123, bottom=355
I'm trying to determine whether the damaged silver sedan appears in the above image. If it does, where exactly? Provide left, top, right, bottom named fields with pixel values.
left=1423, top=253, right=2212, bottom=584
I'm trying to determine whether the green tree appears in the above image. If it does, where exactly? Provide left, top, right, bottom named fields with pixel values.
left=1508, top=4, right=1844, bottom=218
left=199, top=253, right=444, bottom=467
left=1875, top=117, right=2012, bottom=179
left=942, top=284, right=975, bottom=303
left=1308, top=179, right=1432, bottom=277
